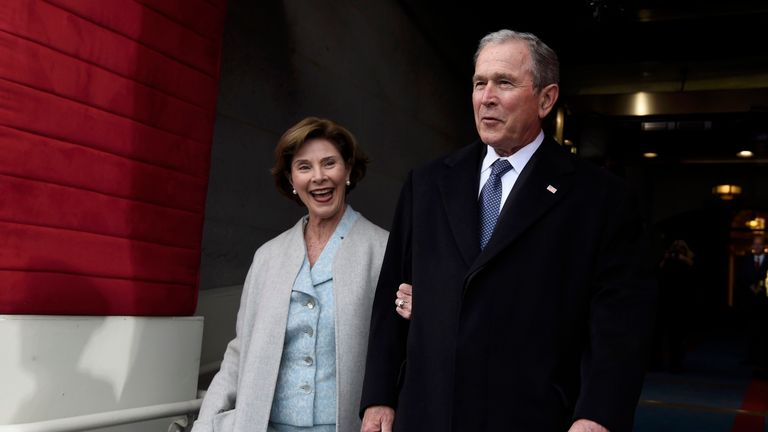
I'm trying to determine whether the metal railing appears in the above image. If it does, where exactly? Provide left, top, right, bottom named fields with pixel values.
left=0, top=361, right=219, bottom=432
left=0, top=392, right=206, bottom=432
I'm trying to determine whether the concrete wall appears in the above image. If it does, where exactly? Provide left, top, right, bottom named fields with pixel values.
left=196, top=0, right=474, bottom=377
left=0, top=316, right=202, bottom=431
left=199, top=0, right=471, bottom=292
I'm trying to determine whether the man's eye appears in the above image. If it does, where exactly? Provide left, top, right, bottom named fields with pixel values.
left=473, top=81, right=486, bottom=89
left=499, top=80, right=514, bottom=88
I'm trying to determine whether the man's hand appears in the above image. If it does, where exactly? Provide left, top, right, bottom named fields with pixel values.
left=568, top=419, right=609, bottom=432
left=361, top=405, right=395, bottom=432
left=394, top=283, right=412, bottom=320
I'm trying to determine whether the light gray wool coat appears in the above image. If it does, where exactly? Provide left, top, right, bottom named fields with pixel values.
left=192, top=214, right=388, bottom=432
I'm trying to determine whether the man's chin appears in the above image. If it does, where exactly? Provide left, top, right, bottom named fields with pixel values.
left=478, top=133, right=500, bottom=146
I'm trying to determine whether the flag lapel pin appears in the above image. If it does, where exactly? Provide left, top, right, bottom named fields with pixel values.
left=546, top=185, right=557, bottom=194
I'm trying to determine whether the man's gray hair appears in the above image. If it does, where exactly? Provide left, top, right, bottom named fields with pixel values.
left=474, top=29, right=559, bottom=92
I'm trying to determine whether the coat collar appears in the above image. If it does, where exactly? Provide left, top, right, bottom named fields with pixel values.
left=469, top=136, right=576, bottom=274
left=438, top=137, right=576, bottom=271
left=438, top=142, right=485, bottom=267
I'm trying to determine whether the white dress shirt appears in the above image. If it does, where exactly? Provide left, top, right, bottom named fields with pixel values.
left=478, top=131, right=544, bottom=212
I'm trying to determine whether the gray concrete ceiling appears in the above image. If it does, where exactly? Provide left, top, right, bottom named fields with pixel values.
left=401, top=0, right=768, bottom=163
left=401, top=0, right=768, bottom=108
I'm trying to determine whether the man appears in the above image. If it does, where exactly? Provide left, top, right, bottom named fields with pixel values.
left=742, top=236, right=767, bottom=296
left=740, top=235, right=768, bottom=375
left=360, top=30, right=656, bottom=432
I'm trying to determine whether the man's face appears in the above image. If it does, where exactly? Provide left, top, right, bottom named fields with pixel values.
left=753, top=237, right=765, bottom=254
left=472, top=40, right=554, bottom=156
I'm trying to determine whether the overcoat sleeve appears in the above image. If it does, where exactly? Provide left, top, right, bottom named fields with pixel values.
left=359, top=172, right=414, bottom=416
left=191, top=252, right=260, bottom=432
left=574, top=184, right=657, bottom=432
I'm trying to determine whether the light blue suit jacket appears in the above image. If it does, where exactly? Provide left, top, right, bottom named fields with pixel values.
left=193, top=212, right=388, bottom=432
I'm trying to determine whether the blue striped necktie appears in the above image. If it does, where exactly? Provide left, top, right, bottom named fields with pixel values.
left=479, top=159, right=512, bottom=249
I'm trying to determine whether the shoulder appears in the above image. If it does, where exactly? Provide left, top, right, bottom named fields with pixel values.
left=334, top=213, right=388, bottom=275
left=251, top=218, right=305, bottom=262
left=544, top=140, right=631, bottom=197
left=526, top=138, right=636, bottom=213
left=415, top=141, right=483, bottom=174
left=579, top=158, right=633, bottom=199
left=348, top=213, right=389, bottom=245
left=399, top=142, right=484, bottom=192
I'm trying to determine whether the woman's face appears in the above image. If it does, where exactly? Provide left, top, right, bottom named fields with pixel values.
left=289, top=138, right=351, bottom=223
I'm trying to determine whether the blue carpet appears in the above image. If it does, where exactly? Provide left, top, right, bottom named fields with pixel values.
left=633, top=328, right=766, bottom=431
left=635, top=405, right=736, bottom=432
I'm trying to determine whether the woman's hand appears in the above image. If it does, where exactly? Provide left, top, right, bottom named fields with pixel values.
left=394, top=283, right=412, bottom=320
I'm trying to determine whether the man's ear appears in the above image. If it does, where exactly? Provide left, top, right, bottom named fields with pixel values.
left=538, top=83, right=559, bottom=119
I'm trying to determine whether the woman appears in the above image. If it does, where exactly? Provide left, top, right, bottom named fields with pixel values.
left=192, top=117, right=388, bottom=432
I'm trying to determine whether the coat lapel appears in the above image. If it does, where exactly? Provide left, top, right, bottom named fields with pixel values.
left=438, top=143, right=485, bottom=267
left=236, top=219, right=306, bottom=432
left=468, top=138, right=575, bottom=275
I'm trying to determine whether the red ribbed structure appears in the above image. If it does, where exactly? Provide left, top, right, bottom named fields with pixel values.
left=0, top=0, right=227, bottom=315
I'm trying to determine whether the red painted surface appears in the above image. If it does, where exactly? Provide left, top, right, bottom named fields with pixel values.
left=0, top=0, right=227, bottom=315
left=732, top=379, right=768, bottom=432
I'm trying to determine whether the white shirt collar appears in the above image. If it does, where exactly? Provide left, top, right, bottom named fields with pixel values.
left=481, top=130, right=544, bottom=175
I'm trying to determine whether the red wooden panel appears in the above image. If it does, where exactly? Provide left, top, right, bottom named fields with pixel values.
left=0, top=126, right=207, bottom=213
left=0, top=271, right=196, bottom=315
left=0, top=30, right=215, bottom=143
left=47, top=0, right=222, bottom=77
left=0, top=0, right=218, bottom=108
left=0, top=79, right=210, bottom=177
left=0, top=0, right=226, bottom=315
left=135, top=0, right=226, bottom=42
left=1, top=222, right=199, bottom=286
left=0, top=175, right=203, bottom=249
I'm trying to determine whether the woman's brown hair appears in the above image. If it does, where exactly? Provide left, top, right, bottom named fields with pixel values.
left=270, top=117, right=369, bottom=205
